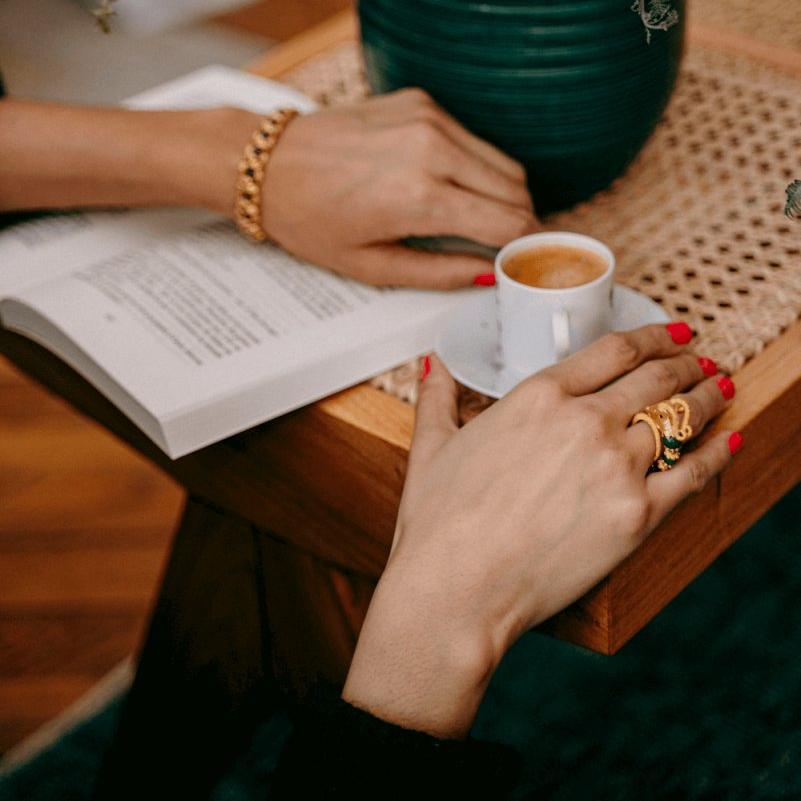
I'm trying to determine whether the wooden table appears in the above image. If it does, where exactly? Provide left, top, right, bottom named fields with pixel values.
left=3, top=8, right=801, bottom=798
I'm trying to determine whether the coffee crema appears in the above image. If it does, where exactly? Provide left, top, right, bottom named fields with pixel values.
left=503, top=244, right=607, bottom=289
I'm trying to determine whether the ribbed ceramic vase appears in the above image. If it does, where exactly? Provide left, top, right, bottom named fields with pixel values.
left=359, top=0, right=685, bottom=212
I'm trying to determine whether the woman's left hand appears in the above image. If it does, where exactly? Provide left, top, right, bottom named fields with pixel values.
left=343, top=324, right=738, bottom=738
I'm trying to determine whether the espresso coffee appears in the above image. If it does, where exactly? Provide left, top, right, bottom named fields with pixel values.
left=503, top=244, right=607, bottom=289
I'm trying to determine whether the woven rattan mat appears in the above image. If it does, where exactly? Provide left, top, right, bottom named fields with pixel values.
left=280, top=37, right=801, bottom=413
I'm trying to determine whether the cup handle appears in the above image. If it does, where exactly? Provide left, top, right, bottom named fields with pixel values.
left=552, top=304, right=571, bottom=361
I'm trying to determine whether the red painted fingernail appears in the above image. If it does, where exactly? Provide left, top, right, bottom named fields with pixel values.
left=698, top=356, right=717, bottom=377
left=717, top=375, right=736, bottom=400
left=420, top=355, right=431, bottom=382
left=728, top=431, right=744, bottom=455
left=473, top=272, right=496, bottom=287
left=666, top=321, right=693, bottom=345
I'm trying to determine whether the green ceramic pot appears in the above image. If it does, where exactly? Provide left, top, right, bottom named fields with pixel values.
left=360, top=4, right=649, bottom=66
left=358, top=0, right=685, bottom=211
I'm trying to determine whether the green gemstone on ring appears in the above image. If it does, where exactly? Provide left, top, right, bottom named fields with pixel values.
left=662, top=454, right=679, bottom=465
left=662, top=436, right=681, bottom=449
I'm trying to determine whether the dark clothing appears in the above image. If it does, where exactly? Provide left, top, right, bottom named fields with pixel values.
left=270, top=691, right=522, bottom=800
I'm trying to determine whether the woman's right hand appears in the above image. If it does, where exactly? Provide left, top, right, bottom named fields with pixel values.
left=343, top=324, right=739, bottom=738
left=261, top=88, right=540, bottom=289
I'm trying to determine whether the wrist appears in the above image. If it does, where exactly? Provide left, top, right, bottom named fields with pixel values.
left=342, top=555, right=502, bottom=739
left=161, top=106, right=261, bottom=217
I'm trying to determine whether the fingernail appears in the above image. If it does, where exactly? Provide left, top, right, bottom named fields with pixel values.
left=420, top=355, right=431, bottom=382
left=698, top=356, right=718, bottom=377
left=473, top=272, right=496, bottom=287
left=728, top=431, right=744, bottom=455
left=666, top=321, right=693, bottom=345
left=717, top=375, right=736, bottom=400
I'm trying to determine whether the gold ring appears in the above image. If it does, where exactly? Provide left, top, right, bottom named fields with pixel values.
left=630, top=396, right=694, bottom=471
left=631, top=411, right=662, bottom=463
left=667, top=397, right=692, bottom=442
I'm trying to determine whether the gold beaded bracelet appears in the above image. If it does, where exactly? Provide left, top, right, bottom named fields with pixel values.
left=233, top=108, right=298, bottom=243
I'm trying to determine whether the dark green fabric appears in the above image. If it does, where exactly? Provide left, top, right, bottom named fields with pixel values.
left=2, top=482, right=801, bottom=801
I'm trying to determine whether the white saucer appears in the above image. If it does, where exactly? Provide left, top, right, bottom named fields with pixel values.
left=437, top=285, right=670, bottom=399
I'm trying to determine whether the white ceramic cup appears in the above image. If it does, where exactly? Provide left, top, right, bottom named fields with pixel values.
left=495, top=231, right=615, bottom=374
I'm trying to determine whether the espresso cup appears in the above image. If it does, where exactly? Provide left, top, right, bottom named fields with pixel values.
left=495, top=232, right=615, bottom=374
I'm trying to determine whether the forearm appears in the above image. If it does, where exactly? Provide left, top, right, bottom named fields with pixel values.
left=0, top=98, right=260, bottom=215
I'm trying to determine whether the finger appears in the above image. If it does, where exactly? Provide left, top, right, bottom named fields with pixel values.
left=432, top=137, right=536, bottom=211
left=391, top=183, right=539, bottom=248
left=391, top=87, right=528, bottom=182
left=541, top=324, right=691, bottom=396
left=392, top=353, right=458, bottom=556
left=628, top=373, right=732, bottom=473
left=408, top=353, right=459, bottom=474
left=645, top=431, right=736, bottom=528
left=600, top=353, right=704, bottom=420
left=429, top=105, right=529, bottom=183
left=351, top=244, right=494, bottom=289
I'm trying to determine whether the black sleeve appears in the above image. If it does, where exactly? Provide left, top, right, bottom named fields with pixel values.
left=269, top=690, right=522, bottom=800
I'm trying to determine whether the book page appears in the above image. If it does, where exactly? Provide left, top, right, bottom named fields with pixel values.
left=0, top=66, right=316, bottom=298
left=70, top=222, right=383, bottom=368
left=0, top=207, right=217, bottom=299
left=11, top=220, right=467, bottom=421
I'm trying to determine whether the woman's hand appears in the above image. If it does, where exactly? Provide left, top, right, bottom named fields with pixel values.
left=0, top=91, right=537, bottom=289
left=262, top=88, right=540, bottom=288
left=343, top=325, right=738, bottom=738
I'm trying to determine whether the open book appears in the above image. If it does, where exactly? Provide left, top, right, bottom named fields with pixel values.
left=0, top=67, right=472, bottom=458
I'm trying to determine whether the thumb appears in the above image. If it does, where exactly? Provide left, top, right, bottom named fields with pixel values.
left=392, top=354, right=459, bottom=558
left=407, top=353, right=459, bottom=476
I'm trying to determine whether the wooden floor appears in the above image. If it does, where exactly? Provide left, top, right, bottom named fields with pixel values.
left=0, top=356, right=184, bottom=753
